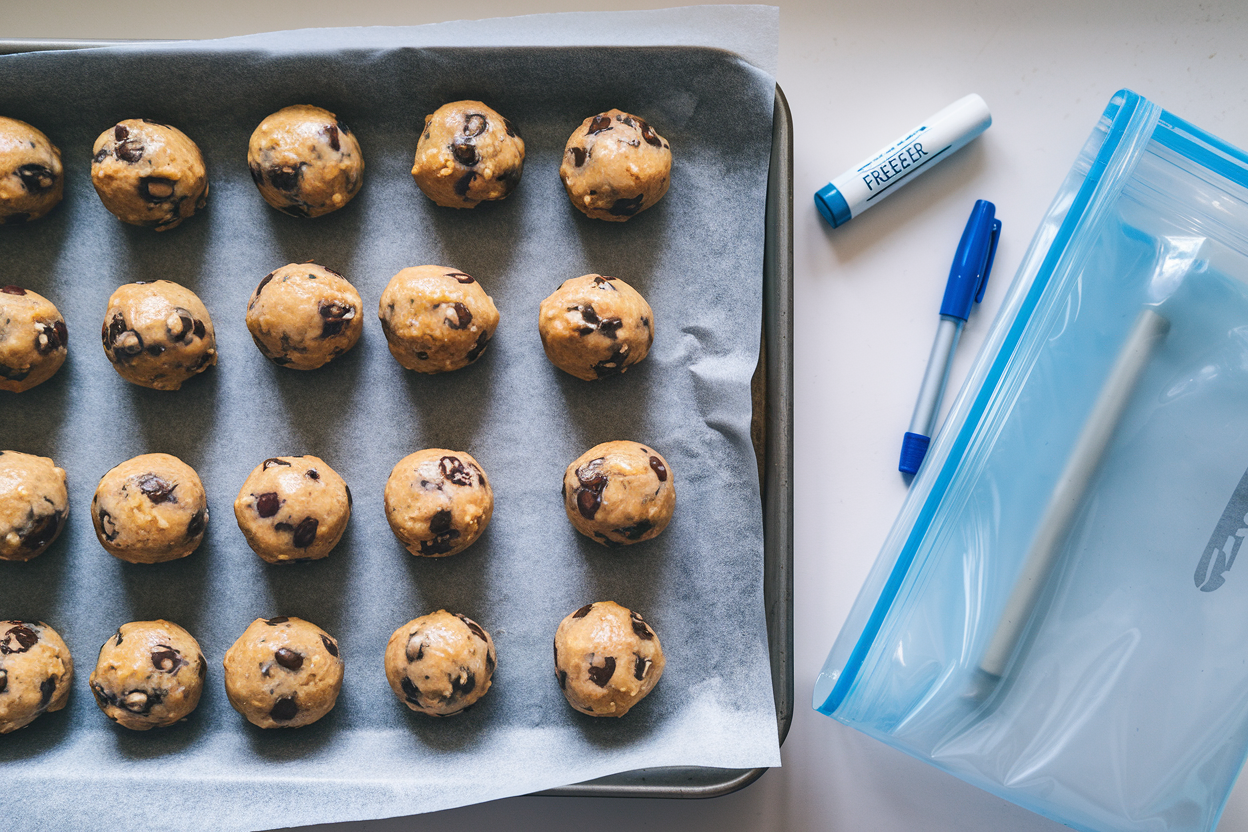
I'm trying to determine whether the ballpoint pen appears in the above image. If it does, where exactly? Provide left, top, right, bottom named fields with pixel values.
left=898, top=199, right=1001, bottom=475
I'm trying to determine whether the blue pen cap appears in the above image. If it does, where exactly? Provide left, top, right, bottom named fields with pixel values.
left=939, top=200, right=1001, bottom=321
left=899, top=432, right=931, bottom=474
left=814, top=183, right=852, bottom=228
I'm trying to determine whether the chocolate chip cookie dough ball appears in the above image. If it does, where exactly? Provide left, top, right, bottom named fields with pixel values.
left=223, top=616, right=343, bottom=729
left=0, top=117, right=63, bottom=225
left=0, top=285, right=67, bottom=393
left=248, top=105, right=363, bottom=218
left=378, top=266, right=499, bottom=373
left=384, top=449, right=493, bottom=558
left=101, top=280, right=216, bottom=390
left=553, top=601, right=664, bottom=717
left=559, top=110, right=671, bottom=222
left=538, top=274, right=653, bottom=380
left=0, top=620, right=73, bottom=733
left=385, top=610, right=496, bottom=716
left=233, top=455, right=351, bottom=564
left=89, top=620, right=206, bottom=730
left=91, top=453, right=208, bottom=564
left=563, top=441, right=674, bottom=547
left=411, top=101, right=524, bottom=209
left=246, top=263, right=362, bottom=370
left=0, top=451, right=68, bottom=562
left=91, top=119, right=207, bottom=231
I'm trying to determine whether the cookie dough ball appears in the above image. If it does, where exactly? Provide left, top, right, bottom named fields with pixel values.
left=0, top=286, right=67, bottom=392
left=385, top=610, right=496, bottom=716
left=0, top=451, right=68, bottom=562
left=563, top=441, right=674, bottom=546
left=378, top=266, right=499, bottom=373
left=246, top=263, right=363, bottom=370
left=91, top=119, right=208, bottom=231
left=233, top=455, right=351, bottom=564
left=101, top=280, right=216, bottom=390
left=91, top=453, right=208, bottom=564
left=223, top=616, right=343, bottom=729
left=553, top=601, right=664, bottom=717
left=88, top=620, right=206, bottom=730
left=0, top=117, right=63, bottom=225
left=0, top=620, right=73, bottom=733
left=411, top=101, right=524, bottom=209
left=538, top=274, right=654, bottom=380
left=384, top=449, right=493, bottom=557
left=559, top=110, right=671, bottom=222
left=248, top=105, right=363, bottom=218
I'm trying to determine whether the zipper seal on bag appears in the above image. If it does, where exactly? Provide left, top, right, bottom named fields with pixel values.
left=816, top=90, right=1163, bottom=717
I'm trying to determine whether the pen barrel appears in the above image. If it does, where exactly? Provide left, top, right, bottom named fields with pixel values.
left=908, top=317, right=963, bottom=437
left=978, top=308, right=1170, bottom=679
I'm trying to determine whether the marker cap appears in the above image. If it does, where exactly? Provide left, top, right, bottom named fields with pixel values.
left=814, top=183, right=852, bottom=228
left=899, top=432, right=931, bottom=474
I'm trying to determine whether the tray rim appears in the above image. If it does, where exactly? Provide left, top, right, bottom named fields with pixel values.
left=0, top=37, right=795, bottom=803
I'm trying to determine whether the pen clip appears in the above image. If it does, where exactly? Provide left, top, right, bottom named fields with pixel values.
left=974, top=218, right=1002, bottom=304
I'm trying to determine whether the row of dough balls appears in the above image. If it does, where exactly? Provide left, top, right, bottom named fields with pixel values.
left=0, top=103, right=672, bottom=229
left=0, top=603, right=665, bottom=733
left=0, top=441, right=675, bottom=565
left=0, top=266, right=654, bottom=392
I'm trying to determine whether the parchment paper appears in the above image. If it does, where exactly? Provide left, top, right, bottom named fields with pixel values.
left=0, top=7, right=780, bottom=830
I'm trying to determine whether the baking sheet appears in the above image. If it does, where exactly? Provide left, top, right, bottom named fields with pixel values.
left=0, top=7, right=780, bottom=830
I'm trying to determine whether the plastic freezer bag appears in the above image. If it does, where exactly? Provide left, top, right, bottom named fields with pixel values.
left=815, top=90, right=1248, bottom=832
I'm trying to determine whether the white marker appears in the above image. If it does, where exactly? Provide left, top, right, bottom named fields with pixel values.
left=814, top=94, right=991, bottom=228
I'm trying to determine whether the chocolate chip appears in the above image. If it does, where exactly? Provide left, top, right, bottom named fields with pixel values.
left=33, top=320, right=64, bottom=355
left=318, top=300, right=355, bottom=338
left=321, top=634, right=338, bottom=657
left=336, top=119, right=351, bottom=135
left=293, top=517, right=318, bottom=548
left=97, top=507, right=118, bottom=541
left=592, top=275, right=618, bottom=288
left=569, top=146, right=586, bottom=167
left=274, top=522, right=294, bottom=533
left=305, top=468, right=319, bottom=481
left=575, top=460, right=608, bottom=519
left=454, top=613, right=488, bottom=643
left=248, top=163, right=263, bottom=186
left=254, top=273, right=275, bottom=299
left=0, top=670, right=7, bottom=694
left=114, top=628, right=124, bottom=646
left=20, top=510, right=63, bottom=551
left=631, top=612, right=654, bottom=640
left=16, top=164, right=56, bottom=194
left=197, top=655, right=207, bottom=679
left=608, top=194, right=645, bottom=217
left=445, top=271, right=475, bottom=284
left=262, top=458, right=292, bottom=470
left=587, top=656, right=616, bottom=687
left=406, top=636, right=424, bottom=663
left=267, top=165, right=302, bottom=192
left=597, top=317, right=623, bottom=339
left=275, top=647, right=303, bottom=670
left=578, top=304, right=600, bottom=328
left=588, top=115, right=613, bottom=134
left=592, top=347, right=630, bottom=378
left=463, top=114, right=487, bottom=137
left=139, top=176, right=175, bottom=202
left=649, top=456, right=668, bottom=482
left=39, top=676, right=58, bottom=708
left=140, top=118, right=168, bottom=127
left=486, top=649, right=496, bottom=674
left=453, top=138, right=480, bottom=165
left=192, top=319, right=206, bottom=339
left=1, top=285, right=26, bottom=295
left=572, top=603, right=593, bottom=619
left=439, top=456, right=472, bottom=486
left=614, top=519, right=653, bottom=540
left=400, top=677, right=422, bottom=703
left=324, top=123, right=340, bottom=152
left=114, top=124, right=129, bottom=142
left=0, top=624, right=38, bottom=655
left=93, top=148, right=109, bottom=164
left=137, top=474, right=175, bottom=504
left=444, top=302, right=472, bottom=330
left=186, top=508, right=206, bottom=540
left=557, top=668, right=568, bottom=690
left=265, top=617, right=289, bottom=625
left=429, top=509, right=453, bottom=535
left=417, top=530, right=461, bottom=556
left=465, top=330, right=490, bottom=364
left=453, top=171, right=476, bottom=197
left=146, top=344, right=165, bottom=356
left=639, top=119, right=663, bottom=148
left=634, top=655, right=651, bottom=680
left=502, top=117, right=517, bottom=138
left=450, top=669, right=476, bottom=698
left=345, top=484, right=353, bottom=509
left=270, top=696, right=298, bottom=721
left=151, top=647, right=183, bottom=672
left=115, top=139, right=144, bottom=163
left=255, top=492, right=280, bottom=518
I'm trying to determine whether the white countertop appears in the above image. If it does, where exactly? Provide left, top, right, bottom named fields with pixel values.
left=10, top=1, right=1248, bottom=830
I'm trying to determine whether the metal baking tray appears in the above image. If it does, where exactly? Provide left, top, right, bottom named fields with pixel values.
left=0, top=38, right=794, bottom=803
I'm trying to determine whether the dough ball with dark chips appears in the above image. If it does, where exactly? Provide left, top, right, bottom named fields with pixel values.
left=0, top=117, right=64, bottom=225
left=553, top=601, right=664, bottom=717
left=223, top=616, right=343, bottom=729
left=384, top=449, right=493, bottom=557
left=559, top=109, right=671, bottom=222
left=90, top=119, right=208, bottom=231
left=0, top=450, right=68, bottom=562
left=0, top=285, right=67, bottom=393
left=91, top=452, right=208, bottom=564
left=538, top=274, right=653, bottom=380
left=233, top=455, right=351, bottom=564
left=89, top=619, right=206, bottom=730
left=101, top=280, right=216, bottom=390
left=411, top=100, right=524, bottom=208
left=0, top=620, right=73, bottom=734
left=246, top=262, right=363, bottom=370
left=248, top=105, right=363, bottom=218
left=385, top=610, right=496, bottom=716
left=378, top=266, right=499, bottom=374
left=563, top=440, right=674, bottom=546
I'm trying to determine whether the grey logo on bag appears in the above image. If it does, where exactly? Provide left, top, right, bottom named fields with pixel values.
left=1196, top=467, right=1248, bottom=592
